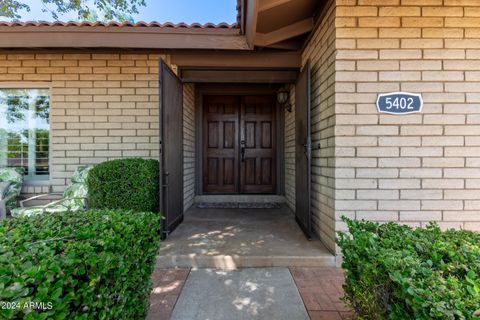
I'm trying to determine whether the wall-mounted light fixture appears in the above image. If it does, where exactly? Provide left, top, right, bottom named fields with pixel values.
left=277, top=86, right=292, bottom=113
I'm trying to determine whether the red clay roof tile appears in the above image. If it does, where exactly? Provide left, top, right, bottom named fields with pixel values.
left=0, top=0, right=242, bottom=30
left=0, top=20, right=237, bottom=29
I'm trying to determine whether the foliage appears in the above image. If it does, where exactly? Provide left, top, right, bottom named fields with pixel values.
left=338, top=218, right=480, bottom=320
left=0, top=0, right=29, bottom=19
left=87, top=158, right=160, bottom=212
left=0, top=89, right=50, bottom=175
left=5, top=95, right=28, bottom=123
left=0, top=90, right=49, bottom=124
left=5, top=129, right=49, bottom=158
left=0, top=167, right=24, bottom=211
left=33, top=95, right=49, bottom=122
left=0, top=209, right=160, bottom=319
left=11, top=166, right=93, bottom=217
left=0, top=0, right=145, bottom=21
left=78, top=7, right=134, bottom=23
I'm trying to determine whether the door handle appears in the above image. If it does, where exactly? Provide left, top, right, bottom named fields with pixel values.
left=240, top=140, right=246, bottom=162
left=162, top=172, right=169, bottom=187
left=304, top=141, right=312, bottom=159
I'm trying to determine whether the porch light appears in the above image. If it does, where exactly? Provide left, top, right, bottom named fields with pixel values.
left=277, top=87, right=292, bottom=112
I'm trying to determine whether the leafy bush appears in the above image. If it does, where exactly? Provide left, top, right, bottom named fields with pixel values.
left=87, top=158, right=160, bottom=212
left=338, top=218, right=480, bottom=320
left=0, top=209, right=160, bottom=319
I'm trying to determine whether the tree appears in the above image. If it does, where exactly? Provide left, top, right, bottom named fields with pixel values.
left=0, top=0, right=145, bottom=21
left=79, top=7, right=135, bottom=23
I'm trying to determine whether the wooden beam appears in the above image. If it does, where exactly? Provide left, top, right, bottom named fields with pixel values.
left=245, top=0, right=259, bottom=49
left=266, top=39, right=302, bottom=50
left=0, top=27, right=249, bottom=50
left=258, top=0, right=293, bottom=12
left=179, top=69, right=298, bottom=83
left=171, top=51, right=301, bottom=69
left=255, top=17, right=313, bottom=47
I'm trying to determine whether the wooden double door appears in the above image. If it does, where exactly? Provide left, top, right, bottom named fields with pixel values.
left=203, top=95, right=277, bottom=194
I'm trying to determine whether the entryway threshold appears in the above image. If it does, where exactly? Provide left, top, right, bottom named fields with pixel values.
left=156, top=206, right=335, bottom=269
left=157, top=254, right=335, bottom=269
left=194, top=195, right=286, bottom=203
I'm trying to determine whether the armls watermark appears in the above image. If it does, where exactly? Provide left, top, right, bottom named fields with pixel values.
left=1, top=301, right=53, bottom=311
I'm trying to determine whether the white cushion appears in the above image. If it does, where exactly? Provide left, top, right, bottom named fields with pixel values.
left=0, top=182, right=10, bottom=200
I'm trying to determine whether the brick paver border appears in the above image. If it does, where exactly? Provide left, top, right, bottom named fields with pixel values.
left=289, top=267, right=353, bottom=320
left=148, top=267, right=352, bottom=320
left=147, top=268, right=190, bottom=320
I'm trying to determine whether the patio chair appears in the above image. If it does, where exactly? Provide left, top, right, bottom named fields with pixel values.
left=11, top=166, right=93, bottom=218
left=0, top=167, right=25, bottom=219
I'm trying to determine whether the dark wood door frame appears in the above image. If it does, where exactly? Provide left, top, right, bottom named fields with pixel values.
left=195, top=84, right=285, bottom=196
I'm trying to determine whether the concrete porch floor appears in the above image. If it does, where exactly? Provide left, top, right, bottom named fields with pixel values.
left=156, top=206, right=335, bottom=269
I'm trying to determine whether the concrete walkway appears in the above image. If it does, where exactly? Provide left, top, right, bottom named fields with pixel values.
left=170, top=268, right=309, bottom=320
left=147, top=267, right=352, bottom=320
left=157, top=206, right=335, bottom=269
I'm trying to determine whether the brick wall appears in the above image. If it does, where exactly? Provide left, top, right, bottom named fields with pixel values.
left=0, top=52, right=169, bottom=194
left=334, top=0, right=480, bottom=243
left=183, top=83, right=195, bottom=210
left=302, top=0, right=338, bottom=252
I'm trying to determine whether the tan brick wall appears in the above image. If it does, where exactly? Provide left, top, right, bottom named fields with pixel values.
left=301, top=0, right=337, bottom=252
left=334, top=0, right=480, bottom=241
left=183, top=83, right=195, bottom=211
left=0, top=52, right=169, bottom=193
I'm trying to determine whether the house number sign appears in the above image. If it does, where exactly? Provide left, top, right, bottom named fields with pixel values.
left=376, top=92, right=423, bottom=114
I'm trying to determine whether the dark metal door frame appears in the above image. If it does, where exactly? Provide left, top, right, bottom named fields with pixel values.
left=159, top=59, right=184, bottom=240
left=295, top=60, right=312, bottom=239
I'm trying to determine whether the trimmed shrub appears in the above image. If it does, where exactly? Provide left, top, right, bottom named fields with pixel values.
left=0, top=209, right=160, bottom=319
left=338, top=218, right=480, bottom=320
left=87, top=158, right=160, bottom=212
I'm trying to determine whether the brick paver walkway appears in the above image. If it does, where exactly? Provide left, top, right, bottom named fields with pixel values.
left=147, top=268, right=190, bottom=320
left=147, top=267, right=351, bottom=320
left=290, top=267, right=353, bottom=320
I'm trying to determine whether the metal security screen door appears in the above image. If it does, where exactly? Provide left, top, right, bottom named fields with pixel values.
left=159, top=60, right=184, bottom=239
left=295, top=61, right=312, bottom=239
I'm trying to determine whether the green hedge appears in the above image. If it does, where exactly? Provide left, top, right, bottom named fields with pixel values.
left=338, top=218, right=480, bottom=320
left=87, top=158, right=160, bottom=212
left=0, top=209, right=160, bottom=319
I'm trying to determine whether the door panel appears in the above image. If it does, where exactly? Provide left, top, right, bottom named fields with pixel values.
left=159, top=60, right=183, bottom=240
left=240, top=96, right=276, bottom=194
left=203, top=96, right=240, bottom=193
left=295, top=61, right=312, bottom=239
left=203, top=95, right=277, bottom=194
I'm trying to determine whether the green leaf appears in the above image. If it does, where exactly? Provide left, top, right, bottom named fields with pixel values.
left=0, top=208, right=160, bottom=319
left=337, top=217, right=480, bottom=319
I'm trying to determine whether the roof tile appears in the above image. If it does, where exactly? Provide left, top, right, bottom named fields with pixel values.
left=0, top=20, right=237, bottom=29
left=0, top=0, right=243, bottom=30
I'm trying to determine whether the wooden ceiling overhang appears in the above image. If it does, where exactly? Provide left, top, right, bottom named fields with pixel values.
left=0, top=0, right=321, bottom=50
left=172, top=50, right=301, bottom=83
left=245, top=0, right=323, bottom=50
left=0, top=25, right=248, bottom=50
left=171, top=0, right=322, bottom=81
left=0, top=0, right=322, bottom=79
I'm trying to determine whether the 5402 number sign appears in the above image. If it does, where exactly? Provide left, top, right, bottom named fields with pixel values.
left=376, top=92, right=423, bottom=114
